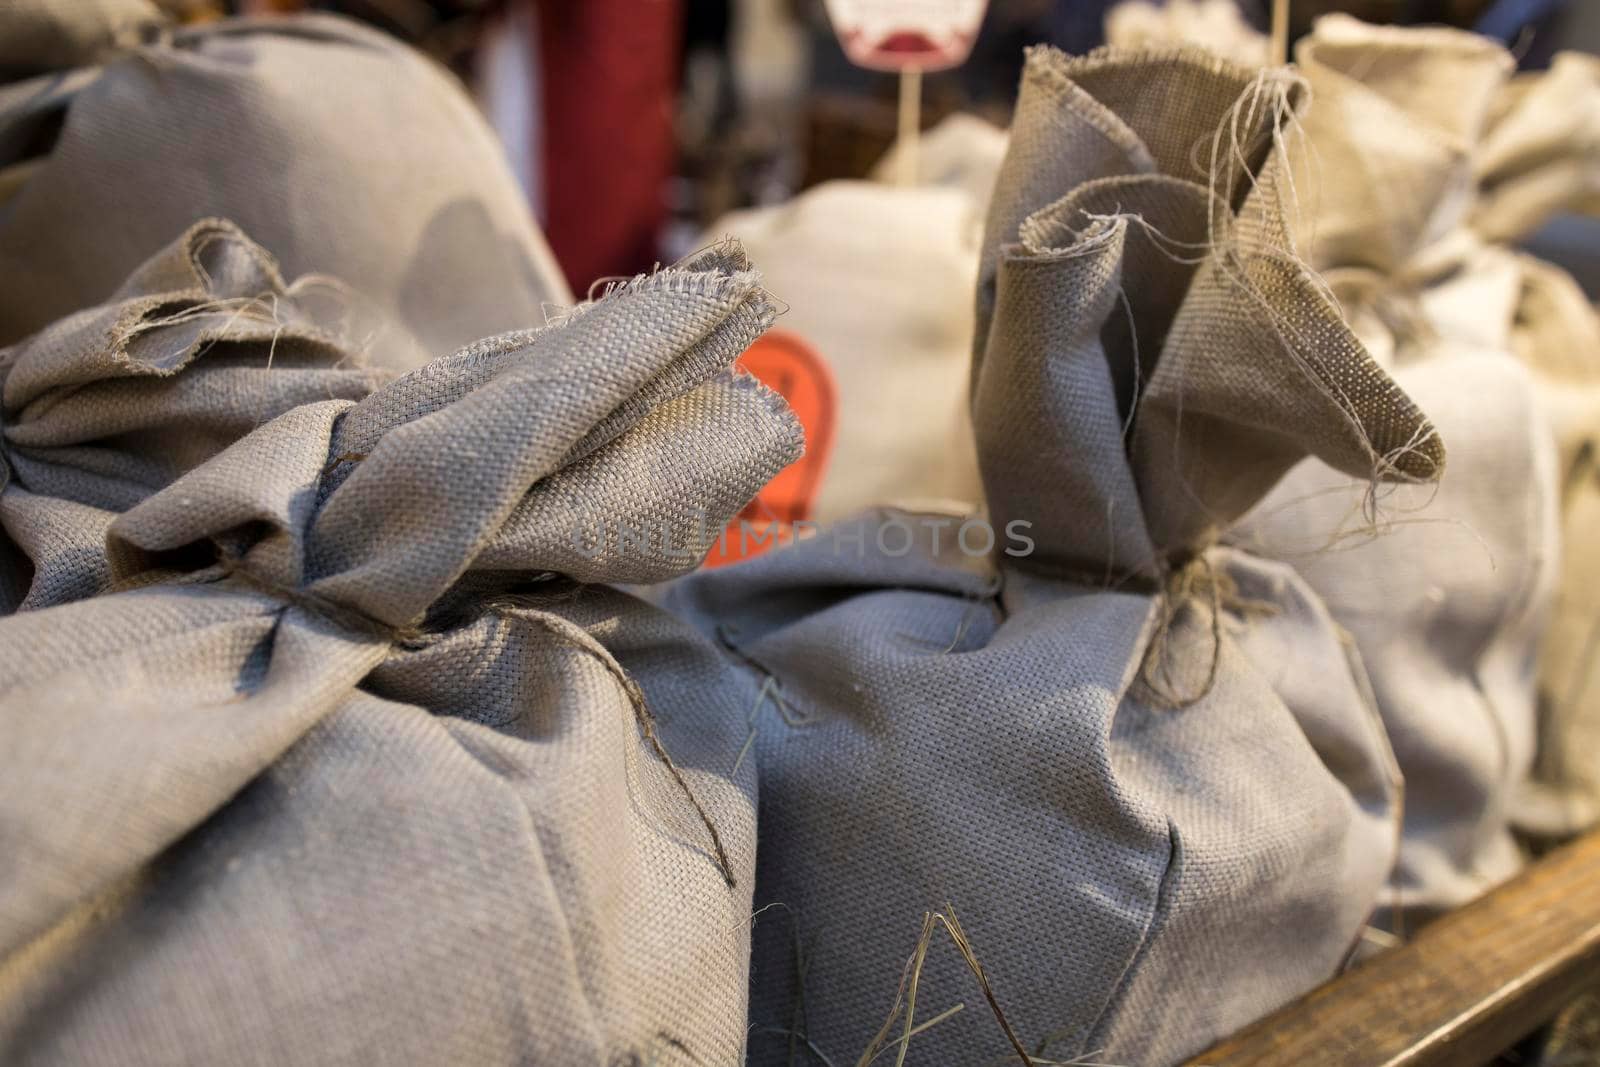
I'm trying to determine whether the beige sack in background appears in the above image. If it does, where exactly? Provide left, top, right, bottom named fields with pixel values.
left=1239, top=15, right=1561, bottom=918
left=705, top=114, right=1006, bottom=523
left=1104, top=0, right=1269, bottom=65
left=1473, top=49, right=1600, bottom=245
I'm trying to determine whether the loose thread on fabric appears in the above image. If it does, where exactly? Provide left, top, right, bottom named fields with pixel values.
left=730, top=675, right=778, bottom=778
left=1133, top=553, right=1279, bottom=710
left=715, top=624, right=818, bottom=728
left=857, top=906, right=1036, bottom=1067
left=893, top=574, right=1004, bottom=655
left=215, top=553, right=427, bottom=645
left=502, top=608, right=739, bottom=889
left=934, top=586, right=996, bottom=656
left=321, top=451, right=368, bottom=476
left=1008, top=547, right=1270, bottom=710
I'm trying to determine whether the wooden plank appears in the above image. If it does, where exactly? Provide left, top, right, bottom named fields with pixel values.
left=1185, top=831, right=1600, bottom=1067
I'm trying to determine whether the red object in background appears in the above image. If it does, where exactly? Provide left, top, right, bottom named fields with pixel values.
left=535, top=0, right=682, bottom=295
left=702, top=330, right=837, bottom=569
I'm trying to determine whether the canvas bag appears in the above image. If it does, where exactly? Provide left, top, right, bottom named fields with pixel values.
left=1237, top=16, right=1561, bottom=918
left=704, top=114, right=1008, bottom=523
left=1453, top=50, right=1600, bottom=839
left=0, top=218, right=382, bottom=613
left=1507, top=256, right=1600, bottom=838
left=0, top=10, right=569, bottom=364
left=1472, top=49, right=1600, bottom=247
left=0, top=246, right=801, bottom=1066
left=0, top=0, right=156, bottom=75
left=668, top=46, right=1433, bottom=1066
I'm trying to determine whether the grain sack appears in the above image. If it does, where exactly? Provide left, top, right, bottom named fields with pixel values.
left=1509, top=257, right=1600, bottom=838
left=706, top=114, right=1006, bottom=522
left=1472, top=49, right=1600, bottom=246
left=0, top=246, right=800, bottom=1066
left=0, top=218, right=381, bottom=613
left=668, top=46, right=1429, bottom=1066
left=1455, top=46, right=1600, bottom=841
left=0, top=10, right=569, bottom=364
left=1238, top=15, right=1561, bottom=918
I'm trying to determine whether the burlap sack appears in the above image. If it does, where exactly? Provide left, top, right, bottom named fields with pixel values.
left=0, top=218, right=382, bottom=613
left=1508, top=257, right=1600, bottom=838
left=0, top=0, right=156, bottom=75
left=0, top=246, right=801, bottom=1065
left=1472, top=49, right=1600, bottom=246
left=0, top=11, right=569, bottom=364
left=1237, top=15, right=1561, bottom=918
left=1453, top=43, right=1600, bottom=841
left=706, top=176, right=988, bottom=521
left=668, top=47, right=1432, bottom=1066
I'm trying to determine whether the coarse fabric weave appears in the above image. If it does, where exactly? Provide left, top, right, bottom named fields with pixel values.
left=0, top=11, right=569, bottom=365
left=0, top=246, right=802, bottom=1066
left=1450, top=43, right=1600, bottom=842
left=1239, top=15, right=1562, bottom=918
left=0, top=219, right=381, bottom=613
left=668, top=46, right=1428, bottom=1067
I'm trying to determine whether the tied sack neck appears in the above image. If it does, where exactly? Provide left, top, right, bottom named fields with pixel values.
left=100, top=243, right=802, bottom=886
left=105, top=242, right=803, bottom=632
left=971, top=45, right=1445, bottom=586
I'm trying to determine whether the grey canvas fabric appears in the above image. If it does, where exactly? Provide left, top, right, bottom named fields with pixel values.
left=1238, top=15, right=1561, bottom=918
left=0, top=246, right=801, bottom=1065
left=0, top=218, right=382, bottom=613
left=0, top=11, right=569, bottom=366
left=667, top=47, right=1428, bottom=1067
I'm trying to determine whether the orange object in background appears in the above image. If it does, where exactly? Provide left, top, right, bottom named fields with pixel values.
left=702, top=329, right=836, bottom=568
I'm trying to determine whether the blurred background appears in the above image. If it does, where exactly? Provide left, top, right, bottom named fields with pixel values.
left=149, top=0, right=1598, bottom=295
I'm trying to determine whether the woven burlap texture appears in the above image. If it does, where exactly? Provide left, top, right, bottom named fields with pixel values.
left=667, top=45, right=1433, bottom=1067
left=0, top=245, right=801, bottom=1066
left=0, top=219, right=382, bottom=613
